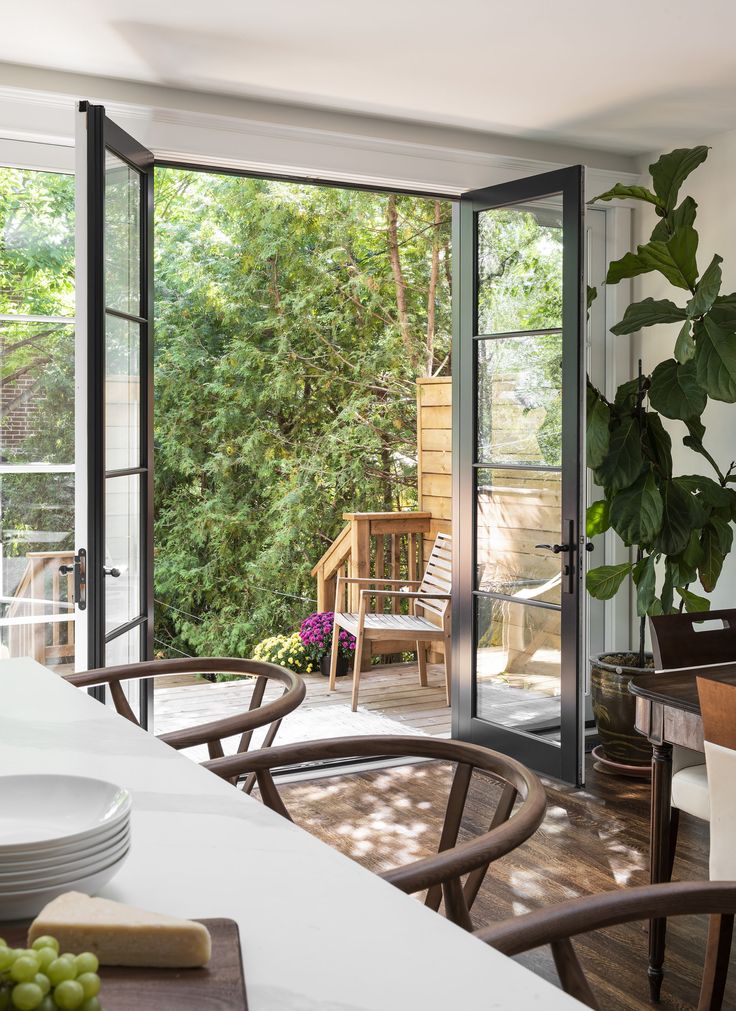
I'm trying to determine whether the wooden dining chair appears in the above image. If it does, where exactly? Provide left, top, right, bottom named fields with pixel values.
left=330, top=531, right=452, bottom=711
left=65, top=657, right=306, bottom=794
left=648, top=610, right=736, bottom=874
left=203, top=734, right=546, bottom=931
left=477, top=880, right=736, bottom=1010
left=696, top=676, right=736, bottom=1007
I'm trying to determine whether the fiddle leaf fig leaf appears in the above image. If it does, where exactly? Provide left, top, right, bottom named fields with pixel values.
left=608, top=229, right=699, bottom=291
left=591, top=183, right=663, bottom=208
left=709, top=292, right=736, bottom=327
left=648, top=359, right=706, bottom=420
left=649, top=146, right=709, bottom=211
left=687, top=254, right=723, bottom=318
left=587, top=285, right=598, bottom=310
left=695, top=316, right=736, bottom=402
left=668, top=531, right=703, bottom=586
left=606, top=250, right=653, bottom=285
left=586, top=499, right=610, bottom=537
left=654, top=479, right=696, bottom=556
left=699, top=522, right=729, bottom=592
left=674, top=321, right=695, bottom=363
left=587, top=562, right=633, bottom=600
left=610, top=471, right=663, bottom=546
left=633, top=554, right=657, bottom=616
left=610, top=298, right=687, bottom=336
left=677, top=587, right=711, bottom=613
left=642, top=412, right=673, bottom=478
left=587, top=397, right=610, bottom=468
left=594, top=416, right=643, bottom=492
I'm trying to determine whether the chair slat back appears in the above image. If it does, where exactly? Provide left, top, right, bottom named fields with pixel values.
left=418, top=532, right=452, bottom=618
left=649, top=608, right=736, bottom=670
left=698, top=676, right=736, bottom=750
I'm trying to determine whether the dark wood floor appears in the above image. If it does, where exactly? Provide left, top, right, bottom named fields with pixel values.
left=277, top=756, right=735, bottom=1010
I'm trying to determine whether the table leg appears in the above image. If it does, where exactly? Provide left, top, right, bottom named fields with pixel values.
left=648, top=741, right=673, bottom=1003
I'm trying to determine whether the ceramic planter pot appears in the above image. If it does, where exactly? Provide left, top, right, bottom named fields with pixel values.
left=320, top=654, right=349, bottom=678
left=590, top=652, right=653, bottom=767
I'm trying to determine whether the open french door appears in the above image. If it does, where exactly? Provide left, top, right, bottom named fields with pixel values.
left=452, top=166, right=586, bottom=786
left=74, top=102, right=154, bottom=723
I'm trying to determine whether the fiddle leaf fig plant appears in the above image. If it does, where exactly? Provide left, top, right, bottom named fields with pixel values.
left=586, top=146, right=736, bottom=665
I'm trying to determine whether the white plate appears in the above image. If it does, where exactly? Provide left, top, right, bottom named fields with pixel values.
left=0, top=775, right=131, bottom=852
left=0, top=821, right=130, bottom=872
left=0, top=847, right=129, bottom=920
left=0, top=831, right=130, bottom=888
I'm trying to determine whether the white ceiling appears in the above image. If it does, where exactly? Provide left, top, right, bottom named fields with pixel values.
left=4, top=0, right=736, bottom=154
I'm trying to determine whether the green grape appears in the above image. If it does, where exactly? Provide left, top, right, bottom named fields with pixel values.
left=9, top=955, right=39, bottom=983
left=38, top=998, right=56, bottom=1011
left=0, top=986, right=9, bottom=1011
left=33, top=973, right=51, bottom=996
left=79, top=999, right=101, bottom=1011
left=76, top=972, right=100, bottom=1000
left=47, top=957, right=76, bottom=986
left=0, top=938, right=4, bottom=948
left=30, top=938, right=58, bottom=954
left=52, top=978, right=85, bottom=1010
left=34, top=949, right=56, bottom=973
left=74, top=954, right=99, bottom=976
left=0, top=947, right=13, bottom=971
left=10, top=981, right=44, bottom=1011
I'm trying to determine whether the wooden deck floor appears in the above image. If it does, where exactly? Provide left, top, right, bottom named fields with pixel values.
left=276, top=756, right=733, bottom=1011
left=154, top=660, right=452, bottom=746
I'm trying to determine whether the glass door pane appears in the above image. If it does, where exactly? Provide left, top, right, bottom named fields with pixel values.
left=0, top=167, right=77, bottom=672
left=454, top=167, right=585, bottom=786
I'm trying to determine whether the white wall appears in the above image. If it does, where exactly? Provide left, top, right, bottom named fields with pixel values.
left=633, top=129, right=736, bottom=607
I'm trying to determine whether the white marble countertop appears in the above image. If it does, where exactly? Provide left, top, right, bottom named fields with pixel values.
left=0, top=659, right=582, bottom=1010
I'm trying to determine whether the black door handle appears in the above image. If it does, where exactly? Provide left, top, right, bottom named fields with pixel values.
left=535, top=543, right=570, bottom=554
left=103, top=566, right=121, bottom=578
left=58, top=549, right=86, bottom=610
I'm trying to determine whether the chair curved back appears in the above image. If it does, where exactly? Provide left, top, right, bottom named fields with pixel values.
left=65, top=658, right=306, bottom=791
left=203, top=734, right=546, bottom=930
left=649, top=608, right=736, bottom=670
left=416, top=531, right=452, bottom=620
left=477, top=880, right=736, bottom=1010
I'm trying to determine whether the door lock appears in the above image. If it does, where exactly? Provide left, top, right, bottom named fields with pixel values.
left=58, top=549, right=87, bottom=610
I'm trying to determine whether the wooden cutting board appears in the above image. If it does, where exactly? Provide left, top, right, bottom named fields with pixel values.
left=1, top=917, right=247, bottom=1010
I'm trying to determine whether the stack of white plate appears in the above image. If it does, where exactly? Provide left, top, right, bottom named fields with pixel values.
left=0, top=774, right=131, bottom=920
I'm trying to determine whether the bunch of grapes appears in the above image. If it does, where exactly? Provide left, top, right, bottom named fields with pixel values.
left=0, top=935, right=101, bottom=1010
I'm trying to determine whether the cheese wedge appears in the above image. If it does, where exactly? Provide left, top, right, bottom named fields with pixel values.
left=28, top=891, right=212, bottom=968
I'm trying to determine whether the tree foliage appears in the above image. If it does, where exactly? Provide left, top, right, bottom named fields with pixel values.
left=153, top=171, right=452, bottom=656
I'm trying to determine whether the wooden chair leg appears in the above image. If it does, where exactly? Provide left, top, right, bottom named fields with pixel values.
left=417, top=641, right=428, bottom=687
left=442, top=629, right=452, bottom=707
left=667, top=807, right=680, bottom=881
left=351, top=625, right=365, bottom=712
left=697, top=913, right=734, bottom=1011
left=329, top=618, right=341, bottom=691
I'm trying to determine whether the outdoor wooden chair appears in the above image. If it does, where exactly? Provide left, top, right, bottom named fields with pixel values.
left=65, top=657, right=306, bottom=794
left=478, top=880, right=736, bottom=1010
left=330, top=531, right=452, bottom=711
left=203, top=734, right=546, bottom=931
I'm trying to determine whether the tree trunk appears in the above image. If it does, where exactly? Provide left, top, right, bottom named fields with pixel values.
left=386, top=194, right=417, bottom=371
left=425, top=200, right=442, bottom=376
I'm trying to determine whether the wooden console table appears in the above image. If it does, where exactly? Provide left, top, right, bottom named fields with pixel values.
left=631, top=665, right=736, bottom=1002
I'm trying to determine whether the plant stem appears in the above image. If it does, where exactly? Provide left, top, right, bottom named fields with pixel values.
left=639, top=616, right=646, bottom=669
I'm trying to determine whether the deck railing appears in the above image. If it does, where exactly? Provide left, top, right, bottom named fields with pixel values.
left=5, top=550, right=75, bottom=668
left=312, top=512, right=432, bottom=659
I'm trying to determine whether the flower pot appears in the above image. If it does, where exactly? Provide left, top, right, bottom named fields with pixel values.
left=590, top=652, right=654, bottom=769
left=320, top=654, right=349, bottom=678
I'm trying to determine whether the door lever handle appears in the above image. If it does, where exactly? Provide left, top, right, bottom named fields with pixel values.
left=535, top=543, right=570, bottom=554
left=103, top=566, right=121, bottom=578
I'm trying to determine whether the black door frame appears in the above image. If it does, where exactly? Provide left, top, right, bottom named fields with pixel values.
left=81, top=102, right=154, bottom=723
left=452, top=165, right=586, bottom=786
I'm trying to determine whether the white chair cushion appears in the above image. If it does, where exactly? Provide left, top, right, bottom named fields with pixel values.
left=671, top=763, right=710, bottom=822
left=705, top=740, right=736, bottom=880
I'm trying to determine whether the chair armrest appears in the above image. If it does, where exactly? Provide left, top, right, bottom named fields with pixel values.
left=360, top=589, right=450, bottom=600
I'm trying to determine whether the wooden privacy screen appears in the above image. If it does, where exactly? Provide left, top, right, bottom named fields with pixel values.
left=417, top=378, right=452, bottom=661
